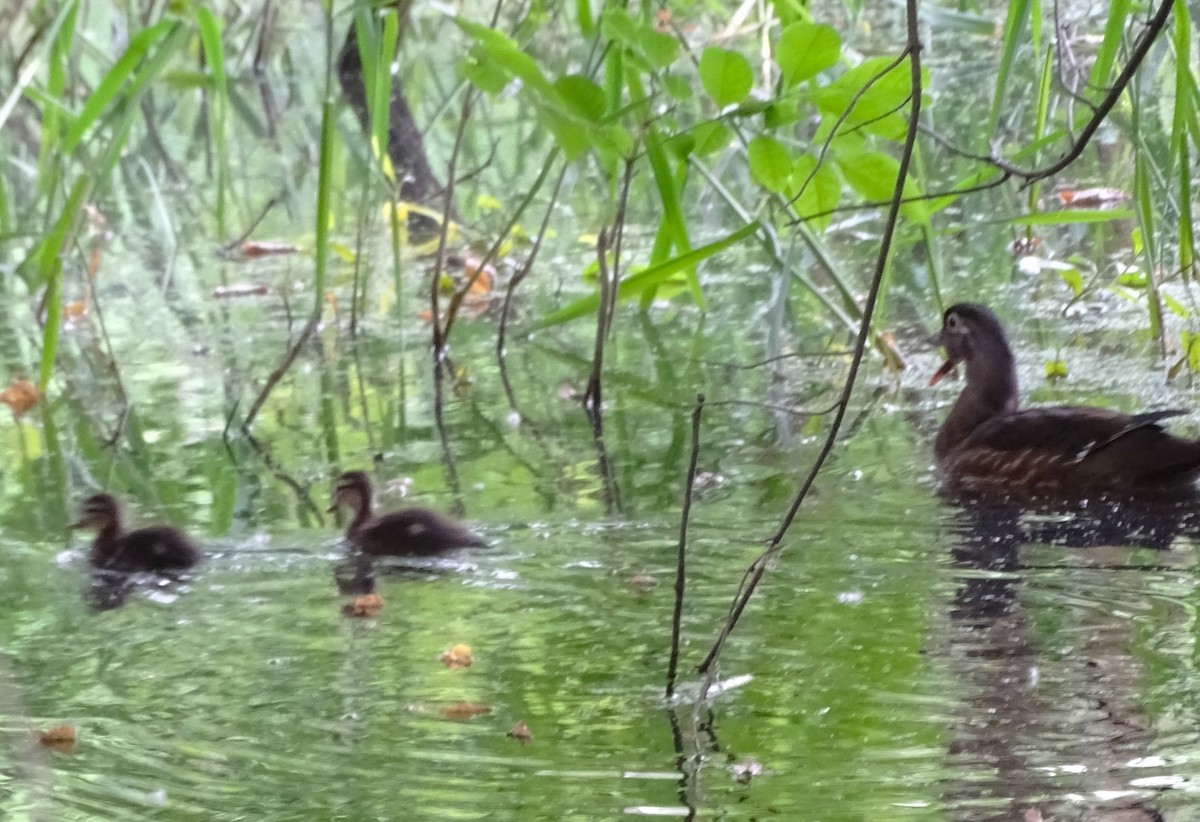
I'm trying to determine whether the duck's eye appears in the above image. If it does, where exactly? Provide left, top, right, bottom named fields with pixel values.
left=946, top=313, right=960, bottom=330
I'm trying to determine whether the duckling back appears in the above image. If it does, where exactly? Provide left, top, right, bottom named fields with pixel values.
left=352, top=508, right=485, bottom=556
left=93, top=526, right=203, bottom=573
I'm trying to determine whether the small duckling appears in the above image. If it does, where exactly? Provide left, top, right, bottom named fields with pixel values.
left=72, top=493, right=203, bottom=573
left=328, top=471, right=485, bottom=556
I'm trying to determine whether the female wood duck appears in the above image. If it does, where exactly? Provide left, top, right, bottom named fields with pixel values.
left=931, top=303, right=1200, bottom=496
left=328, top=471, right=485, bottom=556
left=72, top=493, right=203, bottom=572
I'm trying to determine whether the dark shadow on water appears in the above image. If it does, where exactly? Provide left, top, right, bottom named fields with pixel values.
left=85, top=568, right=196, bottom=612
left=939, top=491, right=1195, bottom=822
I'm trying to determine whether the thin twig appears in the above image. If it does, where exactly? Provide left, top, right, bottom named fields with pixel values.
left=666, top=394, right=705, bottom=699
left=989, top=0, right=1174, bottom=184
left=697, top=0, right=926, bottom=691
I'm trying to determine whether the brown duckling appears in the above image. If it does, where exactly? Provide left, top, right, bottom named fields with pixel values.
left=72, top=493, right=203, bottom=573
left=328, top=471, right=485, bottom=556
left=931, top=303, right=1200, bottom=496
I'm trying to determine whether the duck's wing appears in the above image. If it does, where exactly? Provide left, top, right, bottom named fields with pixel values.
left=954, top=406, right=1197, bottom=486
left=357, top=510, right=484, bottom=556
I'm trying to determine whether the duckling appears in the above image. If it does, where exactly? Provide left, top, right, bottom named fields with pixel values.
left=72, top=493, right=203, bottom=573
left=328, top=471, right=485, bottom=556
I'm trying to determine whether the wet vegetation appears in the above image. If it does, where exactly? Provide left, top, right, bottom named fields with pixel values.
left=3, top=0, right=1200, bottom=818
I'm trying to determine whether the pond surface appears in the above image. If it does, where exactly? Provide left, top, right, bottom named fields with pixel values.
left=4, top=1, right=1200, bottom=819
left=4, top=278, right=1200, bottom=821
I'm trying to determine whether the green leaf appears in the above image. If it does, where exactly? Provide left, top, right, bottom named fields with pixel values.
left=555, top=74, right=606, bottom=121
left=777, top=21, right=841, bottom=86
left=698, top=46, right=753, bottom=107
left=601, top=9, right=679, bottom=70
left=692, top=121, right=731, bottom=155
left=790, top=154, right=841, bottom=229
left=63, top=19, right=175, bottom=153
left=533, top=221, right=760, bottom=328
left=747, top=135, right=793, bottom=193
left=1008, top=209, right=1135, bottom=225
left=812, top=56, right=915, bottom=142
left=1058, top=267, right=1083, bottom=296
left=1044, top=359, right=1068, bottom=381
left=833, top=147, right=927, bottom=221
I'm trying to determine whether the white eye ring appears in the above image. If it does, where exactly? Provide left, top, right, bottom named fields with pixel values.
left=946, top=313, right=960, bottom=329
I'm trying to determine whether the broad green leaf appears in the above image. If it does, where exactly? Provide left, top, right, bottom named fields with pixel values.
left=456, top=19, right=554, bottom=96
left=555, top=74, right=606, bottom=121
left=812, top=56, right=916, bottom=142
left=692, top=121, right=731, bottom=155
left=601, top=9, right=679, bottom=69
left=790, top=154, right=840, bottom=229
left=834, top=147, right=928, bottom=221
left=747, top=135, right=793, bottom=192
left=533, top=221, right=760, bottom=328
left=777, top=21, right=840, bottom=86
left=662, top=73, right=693, bottom=101
left=699, top=46, right=753, bottom=107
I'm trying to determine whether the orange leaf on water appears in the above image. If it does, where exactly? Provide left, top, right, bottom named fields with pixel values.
left=439, top=643, right=473, bottom=669
left=0, top=379, right=39, bottom=417
left=36, top=725, right=77, bottom=753
left=343, top=593, right=383, bottom=618
left=440, top=701, right=491, bottom=720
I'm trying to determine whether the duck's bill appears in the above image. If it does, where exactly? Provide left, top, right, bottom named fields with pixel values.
left=68, top=519, right=85, bottom=529
left=929, top=359, right=957, bottom=386
left=326, top=503, right=339, bottom=514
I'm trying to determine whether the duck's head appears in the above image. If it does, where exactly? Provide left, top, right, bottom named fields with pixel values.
left=72, top=493, right=122, bottom=531
left=329, top=471, right=372, bottom=514
left=929, top=303, right=1014, bottom=386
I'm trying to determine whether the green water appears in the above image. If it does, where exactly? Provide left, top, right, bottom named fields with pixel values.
left=4, top=283, right=1200, bottom=820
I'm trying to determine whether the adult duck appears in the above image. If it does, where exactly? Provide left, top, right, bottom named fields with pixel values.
left=72, top=493, right=203, bottom=572
left=931, top=303, right=1200, bottom=496
left=328, top=471, right=485, bottom=556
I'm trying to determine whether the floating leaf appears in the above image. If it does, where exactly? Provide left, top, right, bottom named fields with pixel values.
left=0, top=379, right=39, bottom=417
left=343, top=593, right=383, bottom=618
left=507, top=721, right=533, bottom=743
left=440, top=701, right=491, bottom=720
left=1044, top=359, right=1068, bottom=381
left=440, top=643, right=474, bottom=669
left=36, top=725, right=77, bottom=753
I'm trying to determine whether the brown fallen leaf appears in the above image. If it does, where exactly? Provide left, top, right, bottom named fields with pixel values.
left=439, top=643, right=473, bottom=669
left=36, top=725, right=77, bottom=753
left=0, top=379, right=39, bottom=417
left=342, top=593, right=383, bottom=618
left=507, top=721, right=532, bottom=743
left=440, top=701, right=491, bottom=720
left=212, top=283, right=270, bottom=298
left=241, top=240, right=299, bottom=259
left=1058, top=187, right=1127, bottom=209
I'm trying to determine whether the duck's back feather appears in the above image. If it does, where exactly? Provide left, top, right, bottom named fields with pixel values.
left=351, top=509, right=485, bottom=556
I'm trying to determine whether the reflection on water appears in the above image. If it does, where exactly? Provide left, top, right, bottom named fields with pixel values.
left=940, top=495, right=1199, bottom=821
left=6, top=330, right=1200, bottom=818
